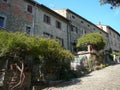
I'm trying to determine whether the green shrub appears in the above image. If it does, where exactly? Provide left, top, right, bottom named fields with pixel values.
left=0, top=30, right=74, bottom=83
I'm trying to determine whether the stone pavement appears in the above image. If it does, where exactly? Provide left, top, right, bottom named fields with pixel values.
left=45, top=64, right=120, bottom=90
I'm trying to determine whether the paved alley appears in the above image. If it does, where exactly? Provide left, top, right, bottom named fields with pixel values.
left=46, top=64, right=120, bottom=90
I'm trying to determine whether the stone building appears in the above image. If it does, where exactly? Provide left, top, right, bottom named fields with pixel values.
left=0, top=0, right=120, bottom=52
left=0, top=0, right=120, bottom=89
left=53, top=9, right=109, bottom=52
left=0, top=0, right=33, bottom=32
left=97, top=23, right=120, bottom=52
left=0, top=0, right=69, bottom=49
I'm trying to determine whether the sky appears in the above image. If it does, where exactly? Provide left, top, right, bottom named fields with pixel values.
left=35, top=0, right=120, bottom=34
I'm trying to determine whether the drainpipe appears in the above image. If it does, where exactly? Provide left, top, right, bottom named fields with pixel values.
left=32, top=3, right=37, bottom=36
left=67, top=22, right=72, bottom=51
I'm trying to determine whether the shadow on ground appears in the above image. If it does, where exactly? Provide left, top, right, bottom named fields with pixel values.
left=55, top=79, right=81, bottom=88
left=55, top=74, right=92, bottom=88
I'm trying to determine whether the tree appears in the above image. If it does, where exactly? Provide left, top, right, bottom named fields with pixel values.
left=99, top=0, right=120, bottom=8
left=0, top=30, right=73, bottom=89
left=76, top=33, right=106, bottom=51
left=77, top=33, right=106, bottom=72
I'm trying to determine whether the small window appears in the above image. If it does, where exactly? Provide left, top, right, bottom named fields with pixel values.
left=72, top=15, right=75, bottom=19
left=27, top=5, right=32, bottom=13
left=81, top=21, right=84, bottom=23
left=25, top=26, right=31, bottom=35
left=43, top=32, right=53, bottom=38
left=0, top=16, right=5, bottom=28
left=43, top=14, right=51, bottom=24
left=71, top=25, right=78, bottom=33
left=76, top=28, right=78, bottom=33
left=56, top=20, right=61, bottom=29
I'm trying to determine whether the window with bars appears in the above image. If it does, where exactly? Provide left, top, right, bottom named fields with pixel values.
left=43, top=14, right=51, bottom=24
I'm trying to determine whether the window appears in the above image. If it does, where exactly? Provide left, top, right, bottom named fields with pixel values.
left=111, top=41, right=113, bottom=45
left=43, top=32, right=53, bottom=38
left=56, top=20, right=61, bottom=29
left=71, top=25, right=78, bottom=33
left=93, top=28, right=95, bottom=30
left=2, top=0, right=8, bottom=2
left=72, top=15, right=75, bottom=19
left=25, top=26, right=31, bottom=35
left=0, top=16, right=5, bottom=28
left=27, top=5, right=32, bottom=13
left=109, top=32, right=111, bottom=35
left=43, top=14, right=51, bottom=24
left=81, top=21, right=84, bottom=23
left=56, top=37, right=64, bottom=47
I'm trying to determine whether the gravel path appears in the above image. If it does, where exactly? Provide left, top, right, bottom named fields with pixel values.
left=46, top=64, right=120, bottom=90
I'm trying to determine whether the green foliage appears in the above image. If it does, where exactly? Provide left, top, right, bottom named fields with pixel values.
left=0, top=31, right=25, bottom=55
left=0, top=30, right=73, bottom=81
left=77, top=33, right=106, bottom=51
left=0, top=30, right=73, bottom=60
left=99, top=0, right=120, bottom=9
left=83, top=54, right=104, bottom=71
left=59, top=62, right=77, bottom=80
left=112, top=52, right=120, bottom=56
left=101, top=63, right=109, bottom=68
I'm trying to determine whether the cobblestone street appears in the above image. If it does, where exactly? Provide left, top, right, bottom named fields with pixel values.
left=47, top=64, right=120, bottom=90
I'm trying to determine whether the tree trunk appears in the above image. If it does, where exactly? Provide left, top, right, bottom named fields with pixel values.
left=87, top=44, right=92, bottom=52
left=8, top=61, right=25, bottom=90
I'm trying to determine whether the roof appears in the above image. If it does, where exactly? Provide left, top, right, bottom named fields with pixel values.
left=24, top=0, right=69, bottom=22
left=53, top=8, right=108, bottom=34
left=102, top=25, right=120, bottom=36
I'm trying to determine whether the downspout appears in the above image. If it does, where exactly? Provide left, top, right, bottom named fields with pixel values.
left=32, top=3, right=37, bottom=36
left=67, top=22, right=71, bottom=51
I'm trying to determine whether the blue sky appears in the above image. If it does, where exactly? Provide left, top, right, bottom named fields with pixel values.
left=35, top=0, right=120, bottom=33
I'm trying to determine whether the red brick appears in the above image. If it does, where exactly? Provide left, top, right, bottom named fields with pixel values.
left=13, top=6, right=22, bottom=15
left=26, top=14, right=33, bottom=21
left=0, top=3, right=8, bottom=12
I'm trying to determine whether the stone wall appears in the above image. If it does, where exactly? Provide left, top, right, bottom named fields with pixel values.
left=0, top=0, right=33, bottom=32
left=0, top=0, right=69, bottom=50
